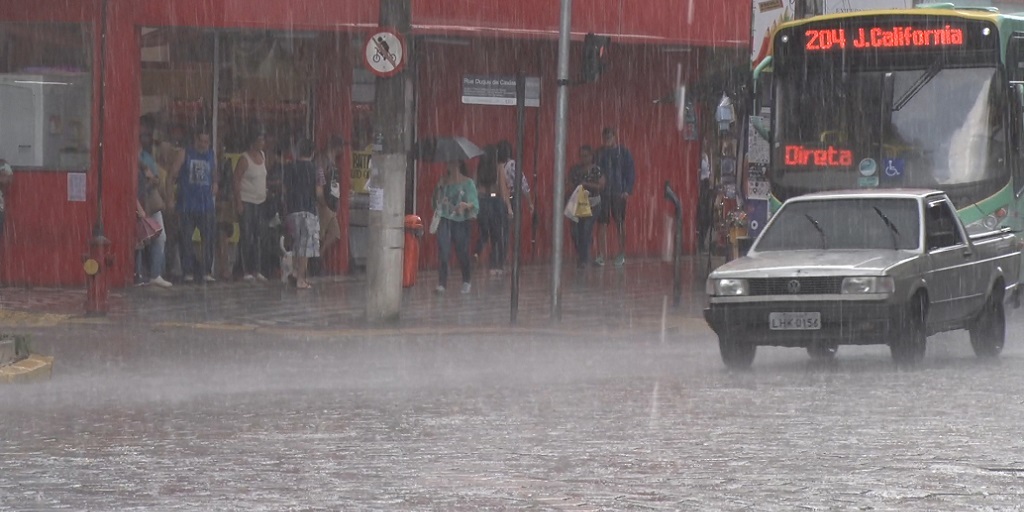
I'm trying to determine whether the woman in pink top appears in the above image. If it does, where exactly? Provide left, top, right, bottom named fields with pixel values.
left=233, top=129, right=268, bottom=281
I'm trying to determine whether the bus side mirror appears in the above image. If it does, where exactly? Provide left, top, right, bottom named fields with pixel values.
left=753, top=69, right=773, bottom=115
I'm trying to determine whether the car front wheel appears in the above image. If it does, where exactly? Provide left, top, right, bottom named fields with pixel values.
left=891, top=295, right=927, bottom=365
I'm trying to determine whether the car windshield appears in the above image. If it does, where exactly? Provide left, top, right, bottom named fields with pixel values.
left=771, top=65, right=1008, bottom=208
left=755, top=197, right=920, bottom=251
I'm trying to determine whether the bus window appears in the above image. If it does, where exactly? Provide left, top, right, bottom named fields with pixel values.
left=1012, top=84, right=1024, bottom=196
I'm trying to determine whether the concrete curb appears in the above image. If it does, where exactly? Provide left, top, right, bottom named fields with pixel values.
left=149, top=316, right=711, bottom=339
left=0, top=309, right=70, bottom=327
left=0, top=354, right=54, bottom=383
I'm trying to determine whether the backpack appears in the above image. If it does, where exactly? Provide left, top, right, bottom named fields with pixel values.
left=323, top=163, right=340, bottom=212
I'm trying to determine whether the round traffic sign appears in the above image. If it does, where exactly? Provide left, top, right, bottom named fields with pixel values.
left=363, top=29, right=406, bottom=77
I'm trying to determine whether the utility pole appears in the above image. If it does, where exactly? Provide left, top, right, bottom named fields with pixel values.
left=550, top=0, right=572, bottom=320
left=366, top=0, right=412, bottom=323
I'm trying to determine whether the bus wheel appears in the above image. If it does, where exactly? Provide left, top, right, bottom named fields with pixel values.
left=970, top=288, right=1005, bottom=358
left=719, top=336, right=756, bottom=370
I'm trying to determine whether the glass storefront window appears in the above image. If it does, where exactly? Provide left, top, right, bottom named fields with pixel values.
left=0, top=23, right=92, bottom=170
left=140, top=28, right=316, bottom=155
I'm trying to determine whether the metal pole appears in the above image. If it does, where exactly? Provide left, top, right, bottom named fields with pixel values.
left=212, top=31, right=220, bottom=162
left=93, top=0, right=109, bottom=238
left=530, top=52, right=542, bottom=259
left=511, top=74, right=526, bottom=323
left=551, top=0, right=572, bottom=320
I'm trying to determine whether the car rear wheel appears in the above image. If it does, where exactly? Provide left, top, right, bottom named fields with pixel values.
left=969, top=289, right=1005, bottom=358
left=719, top=336, right=756, bottom=369
left=807, top=342, right=838, bottom=361
left=891, top=295, right=927, bottom=365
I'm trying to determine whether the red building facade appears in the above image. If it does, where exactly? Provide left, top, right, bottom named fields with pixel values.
left=0, top=0, right=749, bottom=287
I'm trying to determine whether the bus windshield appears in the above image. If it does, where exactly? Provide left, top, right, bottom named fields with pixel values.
left=772, top=65, right=1008, bottom=208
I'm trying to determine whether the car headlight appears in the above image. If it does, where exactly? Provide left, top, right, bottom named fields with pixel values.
left=841, top=276, right=895, bottom=294
left=707, top=278, right=749, bottom=296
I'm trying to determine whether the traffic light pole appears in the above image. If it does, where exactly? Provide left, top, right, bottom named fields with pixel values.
left=551, top=0, right=572, bottom=320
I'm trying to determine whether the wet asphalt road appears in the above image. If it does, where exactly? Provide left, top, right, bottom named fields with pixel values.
left=3, top=316, right=1024, bottom=511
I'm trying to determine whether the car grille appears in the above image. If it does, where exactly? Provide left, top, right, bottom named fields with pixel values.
left=748, top=277, right=844, bottom=296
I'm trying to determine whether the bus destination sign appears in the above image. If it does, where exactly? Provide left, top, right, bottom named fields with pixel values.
left=805, top=25, right=965, bottom=51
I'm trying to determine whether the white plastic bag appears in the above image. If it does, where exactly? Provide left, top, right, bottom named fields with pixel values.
left=563, top=185, right=583, bottom=223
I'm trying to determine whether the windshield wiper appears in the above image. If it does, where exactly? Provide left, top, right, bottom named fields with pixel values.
left=873, top=206, right=901, bottom=250
left=805, top=214, right=827, bottom=249
left=892, top=60, right=942, bottom=112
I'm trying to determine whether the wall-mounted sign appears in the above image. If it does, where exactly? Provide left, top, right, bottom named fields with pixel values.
left=351, top=146, right=372, bottom=194
left=67, top=172, right=86, bottom=202
left=363, top=29, right=406, bottom=78
left=805, top=25, right=965, bottom=52
left=461, top=75, right=540, bottom=107
left=783, top=145, right=853, bottom=167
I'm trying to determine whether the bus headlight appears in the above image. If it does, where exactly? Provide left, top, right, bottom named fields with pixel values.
left=841, top=276, right=895, bottom=294
left=708, top=278, right=749, bottom=296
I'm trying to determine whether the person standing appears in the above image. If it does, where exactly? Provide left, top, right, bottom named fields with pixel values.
left=261, top=135, right=285, bottom=279
left=473, top=145, right=512, bottom=275
left=568, top=145, right=605, bottom=269
left=234, top=129, right=268, bottom=282
left=283, top=138, right=323, bottom=290
left=497, top=140, right=534, bottom=215
left=595, top=127, right=635, bottom=267
left=136, top=116, right=172, bottom=287
left=433, top=160, right=479, bottom=294
left=316, top=136, right=344, bottom=260
left=0, top=158, right=12, bottom=255
left=175, top=128, right=218, bottom=283
left=214, top=146, right=239, bottom=281
left=697, top=145, right=714, bottom=252
left=155, top=124, right=185, bottom=281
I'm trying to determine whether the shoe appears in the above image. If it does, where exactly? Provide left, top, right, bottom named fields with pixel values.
left=242, top=274, right=255, bottom=282
left=461, top=282, right=472, bottom=294
left=255, top=273, right=268, bottom=282
left=151, top=276, right=173, bottom=288
left=593, top=256, right=605, bottom=267
left=184, top=275, right=195, bottom=283
left=203, top=275, right=217, bottom=283
left=135, top=279, right=149, bottom=287
left=614, top=254, right=626, bottom=267
left=435, top=285, right=446, bottom=294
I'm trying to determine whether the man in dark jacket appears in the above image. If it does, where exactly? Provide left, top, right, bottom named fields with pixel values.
left=595, top=126, right=635, bottom=267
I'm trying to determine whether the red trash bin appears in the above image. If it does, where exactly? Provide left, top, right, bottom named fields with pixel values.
left=403, top=215, right=424, bottom=288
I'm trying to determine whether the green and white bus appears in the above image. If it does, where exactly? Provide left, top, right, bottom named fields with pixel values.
left=759, top=4, right=1024, bottom=235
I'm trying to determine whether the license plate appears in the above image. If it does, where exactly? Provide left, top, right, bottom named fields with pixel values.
left=769, top=312, right=821, bottom=330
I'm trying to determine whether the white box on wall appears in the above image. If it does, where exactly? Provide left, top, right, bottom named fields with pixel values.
left=0, top=73, right=91, bottom=170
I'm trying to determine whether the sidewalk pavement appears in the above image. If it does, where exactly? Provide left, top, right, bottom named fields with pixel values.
left=0, top=256, right=715, bottom=335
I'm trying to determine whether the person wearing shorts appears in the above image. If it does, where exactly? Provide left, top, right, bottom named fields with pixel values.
left=594, top=127, right=635, bottom=267
left=283, top=138, right=323, bottom=289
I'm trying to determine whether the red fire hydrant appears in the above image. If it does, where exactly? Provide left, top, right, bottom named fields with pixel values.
left=403, top=215, right=423, bottom=288
left=84, top=232, right=113, bottom=316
